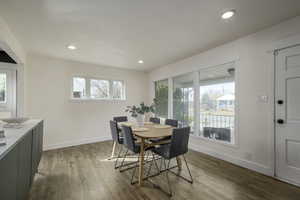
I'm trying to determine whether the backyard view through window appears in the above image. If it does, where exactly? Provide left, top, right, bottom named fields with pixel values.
left=173, top=73, right=194, bottom=131
left=72, top=77, right=125, bottom=100
left=0, top=73, right=7, bottom=103
left=154, top=79, right=168, bottom=118
left=91, top=79, right=109, bottom=99
left=112, top=81, right=125, bottom=100
left=153, top=64, right=235, bottom=144
left=199, top=81, right=235, bottom=143
left=73, top=77, right=86, bottom=98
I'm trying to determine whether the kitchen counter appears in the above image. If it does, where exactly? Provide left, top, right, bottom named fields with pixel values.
left=0, top=119, right=42, bottom=160
left=0, top=119, right=44, bottom=200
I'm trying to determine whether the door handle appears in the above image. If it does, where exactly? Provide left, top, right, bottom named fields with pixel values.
left=277, top=119, right=284, bottom=124
left=277, top=100, right=284, bottom=105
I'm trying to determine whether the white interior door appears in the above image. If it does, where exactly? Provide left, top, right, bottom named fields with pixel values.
left=275, top=45, right=300, bottom=185
left=0, top=68, right=16, bottom=118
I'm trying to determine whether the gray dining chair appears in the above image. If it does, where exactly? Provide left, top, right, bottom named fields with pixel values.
left=109, top=120, right=125, bottom=169
left=150, top=117, right=160, bottom=124
left=109, top=116, right=128, bottom=159
left=122, top=125, right=159, bottom=184
left=151, top=126, right=193, bottom=196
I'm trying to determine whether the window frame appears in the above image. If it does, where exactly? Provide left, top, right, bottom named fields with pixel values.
left=70, top=76, right=126, bottom=101
left=198, top=78, right=236, bottom=145
left=154, top=79, right=169, bottom=119
left=152, top=62, right=238, bottom=148
left=0, top=65, right=17, bottom=118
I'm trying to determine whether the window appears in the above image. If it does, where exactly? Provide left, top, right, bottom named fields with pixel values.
left=90, top=79, right=110, bottom=99
left=152, top=62, right=236, bottom=145
left=0, top=69, right=16, bottom=118
left=72, top=77, right=86, bottom=98
left=71, top=77, right=125, bottom=100
left=173, top=73, right=194, bottom=131
left=199, top=67, right=235, bottom=144
left=0, top=73, right=7, bottom=103
left=154, top=79, right=168, bottom=118
left=112, top=80, right=125, bottom=100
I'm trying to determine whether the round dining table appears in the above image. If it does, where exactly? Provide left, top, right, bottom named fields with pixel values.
left=119, top=122, right=182, bottom=186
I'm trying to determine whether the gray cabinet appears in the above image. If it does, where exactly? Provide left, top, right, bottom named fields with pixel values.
left=0, top=120, right=44, bottom=200
left=0, top=145, right=18, bottom=200
left=31, top=121, right=44, bottom=182
left=17, top=131, right=33, bottom=200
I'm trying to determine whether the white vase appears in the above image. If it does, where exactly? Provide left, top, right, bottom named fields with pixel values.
left=136, top=114, right=145, bottom=127
left=144, top=112, right=153, bottom=122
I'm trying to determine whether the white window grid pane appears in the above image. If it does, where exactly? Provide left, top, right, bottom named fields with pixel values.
left=154, top=79, right=168, bottom=118
left=112, top=80, right=125, bottom=100
left=199, top=81, right=235, bottom=144
left=73, top=77, right=86, bottom=98
left=90, top=79, right=110, bottom=99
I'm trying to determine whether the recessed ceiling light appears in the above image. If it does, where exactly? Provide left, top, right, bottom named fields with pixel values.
left=221, top=10, right=236, bottom=19
left=138, top=60, right=144, bottom=64
left=67, top=45, right=77, bottom=50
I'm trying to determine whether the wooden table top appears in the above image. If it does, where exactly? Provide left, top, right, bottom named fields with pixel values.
left=119, top=122, right=173, bottom=139
left=133, top=124, right=173, bottom=139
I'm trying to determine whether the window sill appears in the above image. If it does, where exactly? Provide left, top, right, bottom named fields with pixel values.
left=190, top=134, right=238, bottom=148
left=69, top=98, right=126, bottom=102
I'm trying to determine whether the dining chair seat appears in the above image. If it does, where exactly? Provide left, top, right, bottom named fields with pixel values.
left=152, top=143, right=171, bottom=158
left=151, top=127, right=193, bottom=196
left=150, top=136, right=171, bottom=143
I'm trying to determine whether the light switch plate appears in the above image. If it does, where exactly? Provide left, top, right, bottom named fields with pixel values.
left=258, top=95, right=268, bottom=103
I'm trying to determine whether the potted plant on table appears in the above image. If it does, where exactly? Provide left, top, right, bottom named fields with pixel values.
left=125, top=102, right=155, bottom=126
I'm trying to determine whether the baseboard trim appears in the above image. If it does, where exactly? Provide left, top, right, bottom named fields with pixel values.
left=189, top=143, right=273, bottom=177
left=43, top=136, right=112, bottom=151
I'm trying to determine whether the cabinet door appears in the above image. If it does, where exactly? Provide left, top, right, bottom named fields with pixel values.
left=31, top=128, right=39, bottom=182
left=0, top=146, right=18, bottom=200
left=31, top=121, right=44, bottom=182
left=37, top=122, right=43, bottom=164
left=17, top=132, right=33, bottom=200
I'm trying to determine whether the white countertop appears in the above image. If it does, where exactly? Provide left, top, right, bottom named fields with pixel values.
left=0, top=119, right=43, bottom=160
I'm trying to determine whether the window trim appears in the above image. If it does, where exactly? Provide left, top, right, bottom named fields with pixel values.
left=198, top=79, right=236, bottom=144
left=70, top=76, right=126, bottom=101
left=153, top=61, right=238, bottom=147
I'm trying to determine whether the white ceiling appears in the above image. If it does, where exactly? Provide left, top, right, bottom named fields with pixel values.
left=0, top=0, right=299, bottom=71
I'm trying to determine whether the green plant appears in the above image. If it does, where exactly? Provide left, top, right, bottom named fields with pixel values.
left=125, top=102, right=155, bottom=118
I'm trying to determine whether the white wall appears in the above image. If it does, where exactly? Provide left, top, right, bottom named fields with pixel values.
left=0, top=16, right=26, bottom=117
left=148, top=16, right=300, bottom=176
left=25, top=54, right=149, bottom=150
left=0, top=16, right=25, bottom=64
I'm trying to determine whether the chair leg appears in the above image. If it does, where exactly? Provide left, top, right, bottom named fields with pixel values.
left=182, top=155, right=193, bottom=184
left=130, top=157, right=139, bottom=184
left=109, top=141, right=117, bottom=159
left=114, top=144, right=123, bottom=169
left=166, top=155, right=193, bottom=184
left=146, top=153, right=154, bottom=177
left=152, top=152, right=161, bottom=175
left=119, top=149, right=129, bottom=172
left=165, top=159, right=172, bottom=196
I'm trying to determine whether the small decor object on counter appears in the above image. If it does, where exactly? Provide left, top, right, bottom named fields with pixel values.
left=1, top=117, right=30, bottom=129
left=0, top=128, right=6, bottom=146
left=125, top=101, right=155, bottom=127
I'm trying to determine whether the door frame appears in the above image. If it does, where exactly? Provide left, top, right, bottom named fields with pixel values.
left=271, top=34, right=300, bottom=186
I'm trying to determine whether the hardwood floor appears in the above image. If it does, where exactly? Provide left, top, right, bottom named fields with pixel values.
left=29, top=141, right=300, bottom=200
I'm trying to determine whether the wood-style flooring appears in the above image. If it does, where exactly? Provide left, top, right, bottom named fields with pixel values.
left=29, top=141, right=300, bottom=200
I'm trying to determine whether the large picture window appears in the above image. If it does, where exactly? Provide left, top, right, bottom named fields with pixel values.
left=154, top=79, right=168, bottom=118
left=153, top=63, right=236, bottom=145
left=173, top=73, right=194, bottom=131
left=199, top=67, right=235, bottom=144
